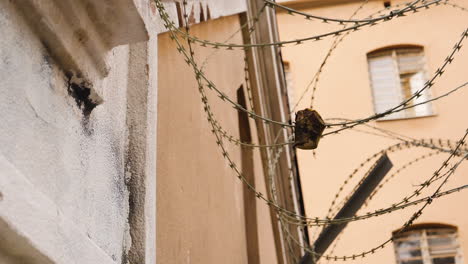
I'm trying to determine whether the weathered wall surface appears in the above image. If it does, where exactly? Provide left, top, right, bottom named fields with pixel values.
left=157, top=0, right=247, bottom=25
left=0, top=0, right=161, bottom=263
left=0, top=1, right=132, bottom=262
left=278, top=0, right=468, bottom=263
left=0, top=0, right=250, bottom=263
left=157, top=14, right=278, bottom=264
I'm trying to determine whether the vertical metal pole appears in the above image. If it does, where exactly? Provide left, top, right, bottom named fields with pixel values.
left=242, top=1, right=306, bottom=262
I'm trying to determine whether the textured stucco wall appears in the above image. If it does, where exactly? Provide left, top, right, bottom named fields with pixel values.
left=0, top=1, right=132, bottom=262
left=0, top=0, right=165, bottom=262
left=0, top=0, right=248, bottom=263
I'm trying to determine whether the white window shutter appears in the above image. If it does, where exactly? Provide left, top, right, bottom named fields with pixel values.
left=368, top=55, right=403, bottom=119
left=397, top=53, right=424, bottom=73
left=368, top=47, right=433, bottom=120
left=410, top=72, right=432, bottom=116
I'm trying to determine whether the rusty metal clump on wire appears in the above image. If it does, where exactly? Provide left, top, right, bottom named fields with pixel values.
left=294, top=109, right=325, bottom=149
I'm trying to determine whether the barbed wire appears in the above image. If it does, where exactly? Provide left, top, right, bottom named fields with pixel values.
left=268, top=127, right=467, bottom=238
left=323, top=145, right=467, bottom=261
left=320, top=149, right=436, bottom=264
left=176, top=4, right=299, bottom=261
left=162, top=2, right=299, bottom=150
left=212, top=119, right=293, bottom=147
left=322, top=28, right=467, bottom=130
left=156, top=0, right=305, bottom=223
left=177, top=3, right=308, bottom=261
left=280, top=179, right=468, bottom=262
left=264, top=0, right=421, bottom=24
left=290, top=0, right=370, bottom=112
left=155, top=1, right=295, bottom=128
left=243, top=56, right=255, bottom=110
left=157, top=0, right=467, bottom=142
left=168, top=0, right=444, bottom=49
left=397, top=81, right=468, bottom=112
left=278, top=137, right=468, bottom=227
left=306, top=130, right=464, bottom=242
left=172, top=75, right=467, bottom=150
left=325, top=118, right=414, bottom=141
left=254, top=89, right=467, bottom=232
left=366, top=151, right=440, bottom=206
left=211, top=87, right=456, bottom=227
left=267, top=144, right=297, bottom=264
left=291, top=0, right=468, bottom=113
left=280, top=181, right=468, bottom=261
left=293, top=0, right=428, bottom=111
left=328, top=139, right=468, bottom=212
left=313, top=150, right=441, bottom=244
left=167, top=17, right=468, bottom=228
left=156, top=0, right=468, bottom=261
left=319, top=128, right=465, bottom=211
left=320, top=131, right=468, bottom=222
left=268, top=133, right=307, bottom=262
left=441, top=0, right=468, bottom=12
left=199, top=3, right=266, bottom=71
left=276, top=130, right=468, bottom=261
left=323, top=80, right=468, bottom=137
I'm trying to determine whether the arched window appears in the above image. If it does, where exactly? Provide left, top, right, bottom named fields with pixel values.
left=392, top=224, right=463, bottom=264
left=367, top=46, right=433, bottom=120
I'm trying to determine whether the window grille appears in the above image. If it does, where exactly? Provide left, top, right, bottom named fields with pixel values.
left=393, top=226, right=463, bottom=264
left=367, top=47, right=433, bottom=120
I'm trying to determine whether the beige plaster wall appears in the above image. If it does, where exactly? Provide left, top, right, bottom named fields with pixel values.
left=157, top=14, right=278, bottom=264
left=278, top=0, right=468, bottom=263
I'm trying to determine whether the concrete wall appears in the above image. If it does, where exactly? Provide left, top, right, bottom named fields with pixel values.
left=0, top=0, right=254, bottom=263
left=0, top=0, right=159, bottom=263
left=157, top=14, right=279, bottom=264
left=277, top=0, right=468, bottom=263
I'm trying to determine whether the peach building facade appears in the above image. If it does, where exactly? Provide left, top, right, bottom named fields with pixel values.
left=157, top=15, right=278, bottom=264
left=277, top=0, right=468, bottom=263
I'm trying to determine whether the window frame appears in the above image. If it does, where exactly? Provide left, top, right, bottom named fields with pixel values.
left=367, top=45, right=436, bottom=121
left=392, top=224, right=463, bottom=264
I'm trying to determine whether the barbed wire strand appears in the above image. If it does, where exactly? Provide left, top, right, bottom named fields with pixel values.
left=302, top=0, right=435, bottom=110
left=321, top=150, right=444, bottom=264
left=155, top=2, right=468, bottom=261
left=322, top=28, right=467, bottom=130
left=186, top=78, right=468, bottom=150
left=290, top=0, right=373, bottom=112
left=169, top=0, right=443, bottom=49
left=313, top=150, right=441, bottom=245
left=276, top=131, right=468, bottom=260
left=265, top=0, right=420, bottom=24
left=156, top=0, right=466, bottom=137
left=280, top=137, right=468, bottom=226
left=291, top=0, right=468, bottom=113
left=157, top=4, right=295, bottom=128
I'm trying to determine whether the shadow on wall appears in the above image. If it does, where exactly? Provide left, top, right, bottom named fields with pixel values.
left=0, top=218, right=53, bottom=264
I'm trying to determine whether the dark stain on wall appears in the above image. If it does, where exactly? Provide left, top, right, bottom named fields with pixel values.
left=65, top=72, right=98, bottom=117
